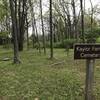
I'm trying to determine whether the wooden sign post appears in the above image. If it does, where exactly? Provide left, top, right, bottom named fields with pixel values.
left=85, top=59, right=95, bottom=100
left=74, top=44, right=100, bottom=100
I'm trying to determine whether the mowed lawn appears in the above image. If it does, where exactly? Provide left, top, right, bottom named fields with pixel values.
left=0, top=48, right=100, bottom=100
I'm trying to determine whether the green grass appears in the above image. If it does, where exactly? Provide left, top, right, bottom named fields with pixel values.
left=0, top=48, right=100, bottom=100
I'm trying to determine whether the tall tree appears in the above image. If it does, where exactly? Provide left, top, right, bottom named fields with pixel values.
left=26, top=11, right=29, bottom=50
left=72, top=0, right=78, bottom=39
left=60, top=0, right=72, bottom=38
left=9, top=0, right=20, bottom=63
left=50, top=0, right=53, bottom=58
left=80, top=0, right=85, bottom=42
left=29, top=0, right=41, bottom=53
left=18, top=0, right=27, bottom=51
left=28, top=0, right=35, bottom=48
left=90, top=0, right=93, bottom=31
left=40, top=0, right=46, bottom=54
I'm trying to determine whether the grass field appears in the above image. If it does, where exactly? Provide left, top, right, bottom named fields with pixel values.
left=0, top=48, right=100, bottom=100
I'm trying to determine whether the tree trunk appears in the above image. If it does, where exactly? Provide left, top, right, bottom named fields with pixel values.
left=9, top=0, right=20, bottom=64
left=18, top=0, right=27, bottom=51
left=90, top=0, right=93, bottom=31
left=72, top=0, right=78, bottom=39
left=80, top=0, right=85, bottom=43
left=29, top=0, right=41, bottom=53
left=28, top=0, right=35, bottom=48
left=40, top=0, right=46, bottom=54
left=60, top=0, right=72, bottom=39
left=26, top=13, right=29, bottom=50
left=50, top=0, right=53, bottom=59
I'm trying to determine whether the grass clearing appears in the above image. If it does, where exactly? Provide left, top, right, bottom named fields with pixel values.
left=0, top=48, right=100, bottom=100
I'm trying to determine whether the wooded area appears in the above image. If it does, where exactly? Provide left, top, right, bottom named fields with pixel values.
left=0, top=0, right=100, bottom=63
left=0, top=0, right=100, bottom=99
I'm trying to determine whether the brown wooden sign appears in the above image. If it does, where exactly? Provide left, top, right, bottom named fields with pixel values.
left=74, top=44, right=100, bottom=59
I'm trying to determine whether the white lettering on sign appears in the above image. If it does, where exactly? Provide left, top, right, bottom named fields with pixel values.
left=80, top=53, right=100, bottom=58
left=74, top=44, right=100, bottom=59
left=76, top=47, right=90, bottom=52
left=92, top=46, right=100, bottom=51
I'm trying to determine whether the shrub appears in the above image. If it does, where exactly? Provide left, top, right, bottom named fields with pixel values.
left=53, top=39, right=78, bottom=49
left=63, top=39, right=77, bottom=49
left=84, top=28, right=100, bottom=43
left=96, top=37, right=100, bottom=43
left=54, top=42, right=64, bottom=48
